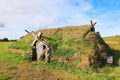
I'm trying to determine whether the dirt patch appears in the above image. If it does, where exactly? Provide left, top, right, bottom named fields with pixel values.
left=0, top=61, right=76, bottom=80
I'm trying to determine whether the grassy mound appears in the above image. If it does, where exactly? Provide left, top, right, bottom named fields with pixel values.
left=9, top=25, right=113, bottom=67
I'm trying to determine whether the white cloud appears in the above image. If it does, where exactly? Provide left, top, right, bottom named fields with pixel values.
left=0, top=0, right=119, bottom=39
left=0, top=30, right=24, bottom=39
left=0, top=22, right=5, bottom=28
left=0, top=0, right=93, bottom=39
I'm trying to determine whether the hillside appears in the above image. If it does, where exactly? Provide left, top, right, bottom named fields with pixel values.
left=9, top=25, right=113, bottom=67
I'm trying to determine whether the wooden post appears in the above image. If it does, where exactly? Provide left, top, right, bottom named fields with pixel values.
left=90, top=20, right=97, bottom=31
left=37, top=32, right=42, bottom=38
left=31, top=32, right=42, bottom=46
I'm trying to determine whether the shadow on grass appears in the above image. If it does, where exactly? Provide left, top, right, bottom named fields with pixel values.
left=112, top=49, right=120, bottom=66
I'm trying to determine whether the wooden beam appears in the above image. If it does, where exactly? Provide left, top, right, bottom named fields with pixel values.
left=90, top=20, right=97, bottom=27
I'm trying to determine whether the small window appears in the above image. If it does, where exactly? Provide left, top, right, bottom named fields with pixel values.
left=107, top=56, right=113, bottom=64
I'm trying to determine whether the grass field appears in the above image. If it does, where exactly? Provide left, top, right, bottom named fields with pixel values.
left=104, top=36, right=120, bottom=50
left=0, top=36, right=120, bottom=80
left=0, top=42, right=14, bottom=50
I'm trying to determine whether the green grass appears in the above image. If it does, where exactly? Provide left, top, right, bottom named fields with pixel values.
left=7, top=66, right=18, bottom=71
left=0, top=52, right=28, bottom=63
left=0, top=50, right=120, bottom=80
left=8, top=40, right=33, bottom=50
left=0, top=72, right=13, bottom=80
left=52, top=48, right=75, bottom=58
left=30, top=61, right=120, bottom=80
left=0, top=42, right=14, bottom=50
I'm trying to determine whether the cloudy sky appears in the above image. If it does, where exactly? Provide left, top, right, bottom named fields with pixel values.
left=0, top=0, right=120, bottom=39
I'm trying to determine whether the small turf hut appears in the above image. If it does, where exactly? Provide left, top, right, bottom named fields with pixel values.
left=15, top=21, right=113, bottom=67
